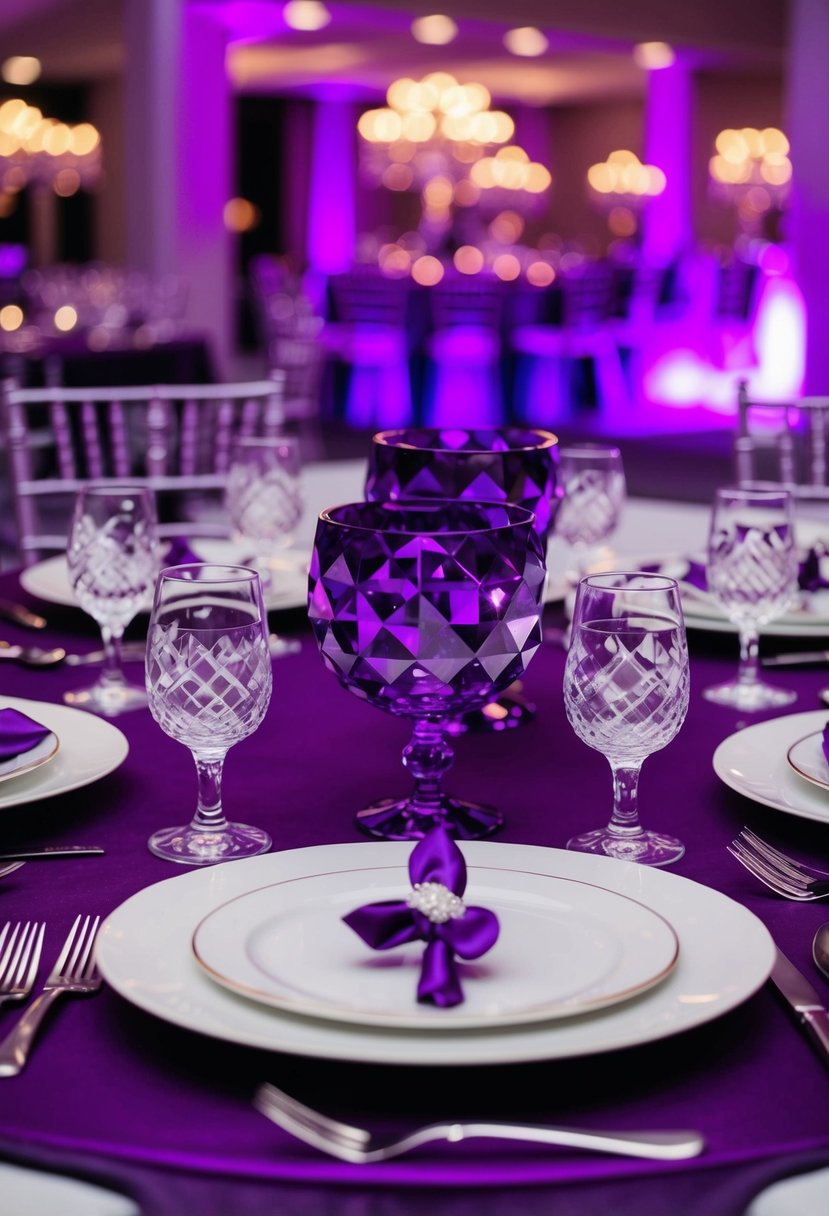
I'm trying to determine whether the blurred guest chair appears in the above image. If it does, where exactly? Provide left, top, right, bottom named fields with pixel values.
left=735, top=378, right=829, bottom=498
left=324, top=268, right=413, bottom=429
left=510, top=259, right=629, bottom=424
left=0, top=376, right=288, bottom=565
left=420, top=273, right=505, bottom=427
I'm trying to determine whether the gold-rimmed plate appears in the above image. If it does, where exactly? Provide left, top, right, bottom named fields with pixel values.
left=787, top=729, right=829, bottom=792
left=0, top=729, right=59, bottom=785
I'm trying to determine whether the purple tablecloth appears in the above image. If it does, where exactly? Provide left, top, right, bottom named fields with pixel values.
left=0, top=573, right=827, bottom=1215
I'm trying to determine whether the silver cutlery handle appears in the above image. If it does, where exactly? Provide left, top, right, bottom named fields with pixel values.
left=0, top=987, right=63, bottom=1076
left=801, top=1008, right=829, bottom=1066
left=409, top=1122, right=705, bottom=1161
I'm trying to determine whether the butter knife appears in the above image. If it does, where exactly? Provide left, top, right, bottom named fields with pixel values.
left=769, top=947, right=829, bottom=1065
left=0, top=847, right=104, bottom=860
left=762, top=651, right=829, bottom=667
left=0, top=599, right=46, bottom=630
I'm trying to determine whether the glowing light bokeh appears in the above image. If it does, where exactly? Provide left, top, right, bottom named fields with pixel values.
left=503, top=27, right=549, bottom=57
left=283, top=1, right=331, bottom=31
left=411, top=15, right=458, bottom=45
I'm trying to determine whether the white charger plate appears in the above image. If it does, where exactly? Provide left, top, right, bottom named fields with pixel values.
left=192, top=867, right=679, bottom=1030
left=0, top=729, right=59, bottom=784
left=97, top=841, right=774, bottom=1066
left=0, top=697, right=128, bottom=810
left=713, top=709, right=829, bottom=825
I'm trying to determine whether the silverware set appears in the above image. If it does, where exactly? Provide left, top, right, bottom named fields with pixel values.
left=0, top=915, right=101, bottom=1076
left=0, top=640, right=147, bottom=669
left=728, top=826, right=829, bottom=901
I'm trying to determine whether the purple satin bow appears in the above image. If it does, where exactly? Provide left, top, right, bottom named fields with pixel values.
left=0, top=707, right=51, bottom=762
left=343, top=827, right=500, bottom=1008
left=822, top=723, right=829, bottom=769
left=164, top=537, right=203, bottom=567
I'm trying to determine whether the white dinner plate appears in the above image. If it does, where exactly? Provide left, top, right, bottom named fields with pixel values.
left=713, top=709, right=829, bottom=825
left=192, top=867, right=679, bottom=1029
left=786, top=731, right=829, bottom=792
left=0, top=697, right=128, bottom=810
left=97, top=841, right=774, bottom=1066
left=0, top=729, right=59, bottom=784
left=19, top=542, right=309, bottom=613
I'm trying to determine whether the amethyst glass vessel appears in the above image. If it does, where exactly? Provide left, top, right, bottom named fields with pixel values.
left=365, top=427, right=561, bottom=733
left=308, top=500, right=546, bottom=840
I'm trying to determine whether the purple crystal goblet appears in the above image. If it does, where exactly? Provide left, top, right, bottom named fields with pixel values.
left=365, top=427, right=561, bottom=733
left=308, top=500, right=546, bottom=840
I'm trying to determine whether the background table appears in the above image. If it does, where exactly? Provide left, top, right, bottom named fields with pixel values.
left=0, top=497, right=827, bottom=1216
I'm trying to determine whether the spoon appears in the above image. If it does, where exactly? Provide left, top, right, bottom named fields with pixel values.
left=0, top=642, right=67, bottom=668
left=812, top=922, right=829, bottom=981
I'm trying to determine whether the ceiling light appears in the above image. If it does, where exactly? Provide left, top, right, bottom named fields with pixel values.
left=503, top=27, right=548, bottom=57
left=633, top=42, right=675, bottom=70
left=411, top=15, right=458, bottom=46
left=2, top=56, right=41, bottom=86
left=283, top=2, right=331, bottom=32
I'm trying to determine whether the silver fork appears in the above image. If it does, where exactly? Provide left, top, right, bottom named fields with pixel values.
left=0, top=921, right=45, bottom=1008
left=0, top=914, right=101, bottom=1076
left=253, top=1083, right=706, bottom=1163
left=728, top=827, right=829, bottom=901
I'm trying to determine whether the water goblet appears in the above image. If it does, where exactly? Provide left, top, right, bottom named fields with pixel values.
left=145, top=563, right=273, bottom=865
left=703, top=485, right=798, bottom=711
left=563, top=571, right=690, bottom=867
left=554, top=443, right=627, bottom=582
left=225, top=434, right=303, bottom=657
left=308, top=500, right=546, bottom=840
left=64, top=485, right=159, bottom=716
left=365, top=426, right=561, bottom=731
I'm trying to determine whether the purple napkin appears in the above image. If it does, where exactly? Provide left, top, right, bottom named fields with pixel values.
left=822, top=723, right=829, bottom=769
left=343, top=827, right=500, bottom=1008
left=0, top=707, right=51, bottom=762
left=647, top=551, right=828, bottom=593
left=163, top=536, right=203, bottom=566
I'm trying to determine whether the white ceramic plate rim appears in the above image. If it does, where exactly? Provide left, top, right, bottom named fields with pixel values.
left=0, top=730, right=59, bottom=784
left=786, top=731, right=829, bottom=792
left=97, top=841, right=775, bottom=1066
left=713, top=709, right=829, bottom=825
left=0, top=697, right=128, bottom=810
left=191, top=867, right=679, bottom=1029
left=20, top=543, right=309, bottom=612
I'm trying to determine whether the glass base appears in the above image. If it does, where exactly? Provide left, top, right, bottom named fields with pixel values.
left=147, top=822, right=272, bottom=866
left=355, top=797, right=503, bottom=842
left=567, top=827, right=685, bottom=867
left=445, top=683, right=536, bottom=735
left=702, top=679, right=796, bottom=712
left=64, top=680, right=148, bottom=717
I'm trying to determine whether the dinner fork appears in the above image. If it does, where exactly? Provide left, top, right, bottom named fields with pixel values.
left=0, top=914, right=101, bottom=1076
left=727, top=827, right=829, bottom=901
left=253, top=1083, right=706, bottom=1163
left=0, top=921, right=44, bottom=1008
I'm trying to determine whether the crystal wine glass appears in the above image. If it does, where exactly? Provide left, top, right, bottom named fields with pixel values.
left=145, top=563, right=273, bottom=865
left=225, top=434, right=303, bottom=657
left=308, top=500, right=546, bottom=840
left=365, top=426, right=561, bottom=731
left=704, top=484, right=798, bottom=711
left=554, top=443, right=627, bottom=582
left=65, top=485, right=159, bottom=716
left=563, top=570, right=690, bottom=867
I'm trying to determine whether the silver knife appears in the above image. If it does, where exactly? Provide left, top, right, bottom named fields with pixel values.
left=64, top=642, right=147, bottom=666
left=761, top=651, right=829, bottom=667
left=769, top=947, right=829, bottom=1065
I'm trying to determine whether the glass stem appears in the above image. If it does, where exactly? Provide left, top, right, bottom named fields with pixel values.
left=606, top=760, right=645, bottom=839
left=402, top=719, right=453, bottom=822
left=190, top=753, right=229, bottom=833
left=737, top=627, right=760, bottom=687
left=99, top=624, right=126, bottom=687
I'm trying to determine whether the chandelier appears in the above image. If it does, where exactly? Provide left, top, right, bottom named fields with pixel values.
left=708, top=127, right=791, bottom=226
left=357, top=72, right=550, bottom=206
left=0, top=96, right=102, bottom=195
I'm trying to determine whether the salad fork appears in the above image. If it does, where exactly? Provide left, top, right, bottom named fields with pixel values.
left=253, top=1083, right=706, bottom=1163
left=728, top=827, right=829, bottom=900
left=0, top=922, right=45, bottom=1008
left=0, top=914, right=101, bottom=1076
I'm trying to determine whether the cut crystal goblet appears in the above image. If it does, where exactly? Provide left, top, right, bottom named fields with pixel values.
left=308, top=500, right=546, bottom=840
left=365, top=426, right=561, bottom=732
